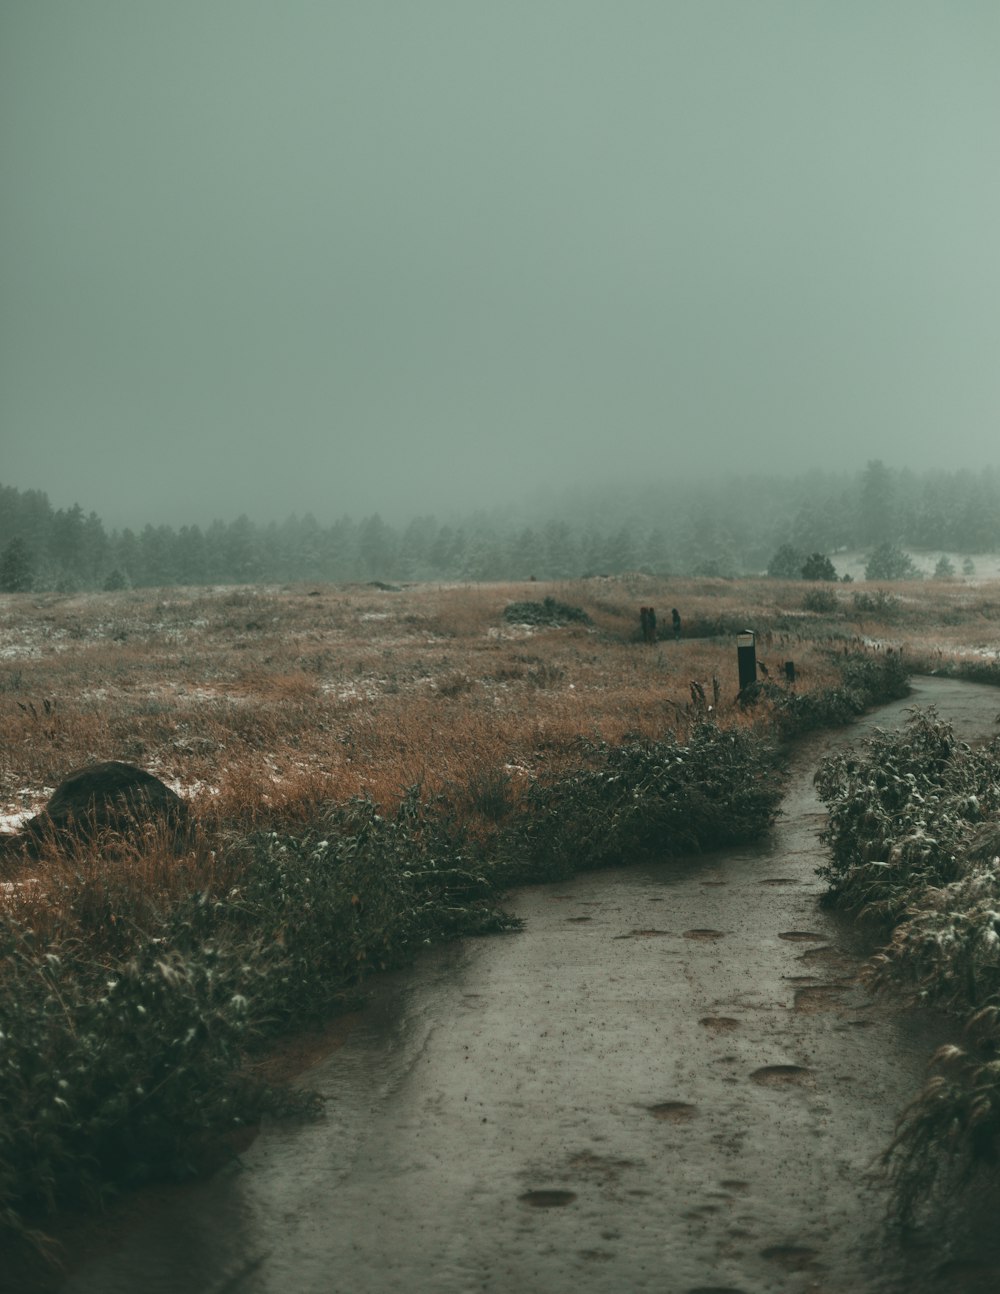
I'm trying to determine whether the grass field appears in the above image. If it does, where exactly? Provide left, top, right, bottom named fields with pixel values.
left=0, top=572, right=997, bottom=1266
left=6, top=571, right=988, bottom=834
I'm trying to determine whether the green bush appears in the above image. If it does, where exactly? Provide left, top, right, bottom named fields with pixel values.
left=934, top=555, right=955, bottom=579
left=864, top=543, right=921, bottom=581
left=815, top=709, right=993, bottom=920
left=763, top=652, right=909, bottom=739
left=767, top=543, right=805, bottom=579
left=801, top=552, right=837, bottom=581
left=503, top=723, right=783, bottom=880
left=503, top=596, right=591, bottom=626
left=801, top=588, right=838, bottom=613
left=0, top=794, right=514, bottom=1235
left=815, top=709, right=1000, bottom=1218
left=852, top=588, right=901, bottom=618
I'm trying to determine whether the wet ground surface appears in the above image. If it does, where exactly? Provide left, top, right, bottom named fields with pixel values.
left=65, top=678, right=1000, bottom=1294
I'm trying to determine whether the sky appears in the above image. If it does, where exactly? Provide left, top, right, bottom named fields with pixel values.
left=2, top=2, right=999, bottom=529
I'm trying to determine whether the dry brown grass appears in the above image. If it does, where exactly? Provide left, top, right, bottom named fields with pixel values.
left=0, top=580, right=800, bottom=827
left=1, top=574, right=993, bottom=848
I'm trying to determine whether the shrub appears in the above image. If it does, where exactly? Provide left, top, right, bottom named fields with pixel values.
left=852, top=588, right=900, bottom=618
left=865, top=543, right=921, bottom=581
left=815, top=709, right=988, bottom=919
left=767, top=543, right=804, bottom=579
left=502, top=596, right=591, bottom=626
left=802, top=588, right=838, bottom=614
left=800, top=552, right=837, bottom=581
left=503, top=723, right=783, bottom=881
left=462, top=766, right=514, bottom=822
left=934, top=555, right=955, bottom=580
left=815, top=709, right=1000, bottom=1218
left=0, top=794, right=516, bottom=1234
left=758, top=652, right=908, bottom=740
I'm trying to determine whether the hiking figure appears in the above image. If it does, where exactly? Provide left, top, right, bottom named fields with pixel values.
left=671, top=608, right=681, bottom=640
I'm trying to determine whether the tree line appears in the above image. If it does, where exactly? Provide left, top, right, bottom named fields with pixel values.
left=1, top=462, right=999, bottom=593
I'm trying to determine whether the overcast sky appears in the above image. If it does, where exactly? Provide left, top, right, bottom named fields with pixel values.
left=2, top=2, right=998, bottom=529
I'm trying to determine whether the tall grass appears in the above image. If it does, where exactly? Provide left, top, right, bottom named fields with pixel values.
left=816, top=709, right=1000, bottom=1222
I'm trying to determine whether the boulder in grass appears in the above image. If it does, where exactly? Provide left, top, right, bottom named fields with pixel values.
left=18, top=761, right=190, bottom=851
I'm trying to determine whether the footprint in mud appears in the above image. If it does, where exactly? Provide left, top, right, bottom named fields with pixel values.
left=699, top=1016, right=741, bottom=1033
left=760, top=1244, right=821, bottom=1271
left=798, top=945, right=852, bottom=972
left=793, top=984, right=847, bottom=1012
left=614, top=928, right=671, bottom=939
left=648, top=1101, right=698, bottom=1123
left=683, top=928, right=726, bottom=941
left=567, top=1152, right=636, bottom=1184
left=750, top=1065, right=814, bottom=1087
left=519, top=1190, right=577, bottom=1208
left=778, top=930, right=826, bottom=942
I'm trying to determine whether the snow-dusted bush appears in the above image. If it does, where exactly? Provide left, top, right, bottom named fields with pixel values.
left=816, top=710, right=1000, bottom=1218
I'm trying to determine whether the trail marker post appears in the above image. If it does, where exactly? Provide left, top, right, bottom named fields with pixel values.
left=737, top=630, right=757, bottom=693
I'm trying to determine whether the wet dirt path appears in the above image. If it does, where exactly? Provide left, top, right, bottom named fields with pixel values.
left=65, top=678, right=1000, bottom=1294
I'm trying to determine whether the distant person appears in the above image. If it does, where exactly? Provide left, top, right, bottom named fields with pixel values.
left=639, top=606, right=651, bottom=643
left=671, top=608, right=681, bottom=640
left=647, top=607, right=657, bottom=643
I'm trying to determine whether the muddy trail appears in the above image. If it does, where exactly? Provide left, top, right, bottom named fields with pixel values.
left=64, top=678, right=1000, bottom=1294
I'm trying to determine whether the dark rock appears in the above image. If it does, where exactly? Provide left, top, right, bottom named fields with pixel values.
left=17, top=761, right=190, bottom=852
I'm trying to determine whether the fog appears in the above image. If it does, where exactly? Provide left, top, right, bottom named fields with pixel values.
left=2, top=2, right=998, bottom=530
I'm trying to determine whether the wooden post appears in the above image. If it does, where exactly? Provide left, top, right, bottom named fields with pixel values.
left=737, top=630, right=757, bottom=692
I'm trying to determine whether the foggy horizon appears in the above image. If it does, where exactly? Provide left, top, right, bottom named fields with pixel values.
left=12, top=460, right=1000, bottom=538
left=3, top=4, right=998, bottom=533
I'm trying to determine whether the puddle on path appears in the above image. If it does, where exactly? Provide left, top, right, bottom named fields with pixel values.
left=750, top=1065, right=815, bottom=1086
left=793, top=983, right=849, bottom=1012
left=519, top=1190, right=577, bottom=1208
left=760, top=1243, right=821, bottom=1270
left=699, top=1016, right=741, bottom=1033
left=648, top=1101, right=698, bottom=1123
